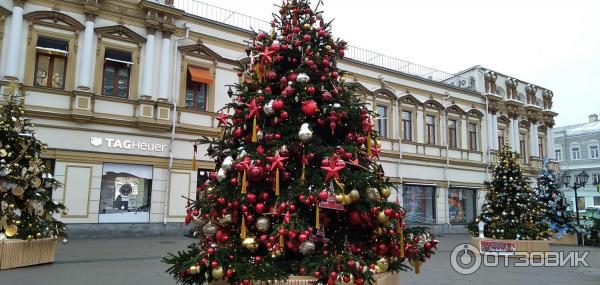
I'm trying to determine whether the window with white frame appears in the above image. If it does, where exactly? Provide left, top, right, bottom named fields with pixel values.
left=592, top=173, right=599, bottom=185
left=376, top=105, right=388, bottom=138
left=555, top=148, right=562, bottom=161
left=571, top=146, right=581, bottom=160
left=589, top=144, right=599, bottom=159
left=426, top=115, right=436, bottom=145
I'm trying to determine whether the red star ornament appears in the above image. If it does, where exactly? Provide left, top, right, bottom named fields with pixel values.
left=320, top=155, right=346, bottom=181
left=216, top=111, right=229, bottom=126
left=370, top=143, right=381, bottom=159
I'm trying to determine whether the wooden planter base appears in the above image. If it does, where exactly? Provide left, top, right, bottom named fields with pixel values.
left=210, top=272, right=399, bottom=285
left=471, top=237, right=549, bottom=257
left=0, top=238, right=58, bottom=270
left=549, top=233, right=578, bottom=245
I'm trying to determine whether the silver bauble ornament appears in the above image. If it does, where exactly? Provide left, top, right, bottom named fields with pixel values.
left=263, top=100, right=275, bottom=116
left=222, top=156, right=234, bottom=171
left=297, top=73, right=310, bottom=83
left=216, top=168, right=226, bottom=181
left=202, top=222, right=217, bottom=235
left=298, top=123, right=313, bottom=142
left=299, top=240, right=316, bottom=255
left=255, top=216, right=271, bottom=232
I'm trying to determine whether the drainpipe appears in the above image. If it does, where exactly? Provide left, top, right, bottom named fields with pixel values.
left=163, top=24, right=189, bottom=225
left=442, top=93, right=451, bottom=226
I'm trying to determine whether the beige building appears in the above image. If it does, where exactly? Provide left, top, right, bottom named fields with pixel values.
left=0, top=0, right=558, bottom=236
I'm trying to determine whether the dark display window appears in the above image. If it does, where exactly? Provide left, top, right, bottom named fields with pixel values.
left=402, top=184, right=436, bottom=223
left=99, top=163, right=152, bottom=223
left=448, top=188, right=477, bottom=224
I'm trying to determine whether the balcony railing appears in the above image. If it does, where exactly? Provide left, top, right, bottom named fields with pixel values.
left=172, top=0, right=475, bottom=91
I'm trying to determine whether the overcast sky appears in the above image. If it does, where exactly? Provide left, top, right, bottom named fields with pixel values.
left=194, top=0, right=600, bottom=127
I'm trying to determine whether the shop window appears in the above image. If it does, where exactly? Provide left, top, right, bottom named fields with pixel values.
left=426, top=115, right=436, bottom=144
left=185, top=66, right=213, bottom=111
left=577, top=197, right=585, bottom=210
left=99, top=163, right=152, bottom=223
left=448, top=119, right=457, bottom=148
left=196, top=169, right=211, bottom=201
left=402, top=111, right=412, bottom=141
left=34, top=37, right=68, bottom=89
left=376, top=105, right=388, bottom=138
left=448, top=188, right=477, bottom=224
left=594, top=196, right=600, bottom=206
left=571, top=146, right=581, bottom=160
left=102, top=49, right=132, bottom=98
left=589, top=145, right=599, bottom=159
left=402, top=184, right=435, bottom=223
left=468, top=123, right=478, bottom=150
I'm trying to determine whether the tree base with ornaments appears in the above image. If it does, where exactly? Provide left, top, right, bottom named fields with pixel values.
left=164, top=1, right=437, bottom=284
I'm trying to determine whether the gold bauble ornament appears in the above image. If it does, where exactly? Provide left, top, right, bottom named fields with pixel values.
left=343, top=194, right=352, bottom=205
left=5, top=224, right=18, bottom=237
left=189, top=265, right=200, bottom=274
left=374, top=227, right=383, bottom=236
left=242, top=237, right=258, bottom=251
left=335, top=273, right=354, bottom=285
left=349, top=189, right=360, bottom=201
left=367, top=188, right=381, bottom=202
left=379, top=188, right=391, bottom=199
left=11, top=186, right=24, bottom=196
left=376, top=258, right=389, bottom=273
left=335, top=194, right=344, bottom=204
left=212, top=266, right=224, bottom=280
left=376, top=211, right=389, bottom=223
left=26, top=235, right=33, bottom=241
left=33, top=177, right=42, bottom=187
left=303, top=23, right=311, bottom=30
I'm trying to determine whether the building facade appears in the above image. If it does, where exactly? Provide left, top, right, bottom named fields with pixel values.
left=0, top=0, right=558, bottom=236
left=554, top=114, right=600, bottom=213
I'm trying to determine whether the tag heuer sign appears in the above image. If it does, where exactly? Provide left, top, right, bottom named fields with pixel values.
left=90, top=137, right=168, bottom=152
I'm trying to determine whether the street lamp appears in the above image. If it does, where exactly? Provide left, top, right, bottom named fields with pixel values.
left=561, top=171, right=589, bottom=244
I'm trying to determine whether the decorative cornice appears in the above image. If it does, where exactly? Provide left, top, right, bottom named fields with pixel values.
left=24, top=10, right=85, bottom=31
left=95, top=25, right=146, bottom=43
left=0, top=5, right=11, bottom=16
left=179, top=42, right=223, bottom=61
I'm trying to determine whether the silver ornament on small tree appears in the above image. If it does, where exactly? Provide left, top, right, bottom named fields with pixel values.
left=255, top=216, right=271, bottom=232
left=299, top=240, right=315, bottom=255
left=298, top=123, right=313, bottom=142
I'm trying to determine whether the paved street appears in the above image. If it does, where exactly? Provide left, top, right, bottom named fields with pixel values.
left=2, top=234, right=599, bottom=285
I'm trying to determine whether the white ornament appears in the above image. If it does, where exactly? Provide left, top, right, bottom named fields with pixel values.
left=263, top=100, right=275, bottom=116
left=222, top=156, right=234, bottom=171
left=297, top=73, right=310, bottom=83
left=217, top=168, right=226, bottom=182
left=298, top=123, right=313, bottom=142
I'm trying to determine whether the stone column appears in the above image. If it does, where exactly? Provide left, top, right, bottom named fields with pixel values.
left=529, top=122, right=537, bottom=158
left=509, top=118, right=517, bottom=152
left=492, top=113, right=499, bottom=149
left=141, top=27, right=156, bottom=99
left=486, top=112, right=493, bottom=150
left=4, top=2, right=25, bottom=80
left=547, top=127, right=554, bottom=159
left=77, top=13, right=96, bottom=90
left=157, top=31, right=172, bottom=101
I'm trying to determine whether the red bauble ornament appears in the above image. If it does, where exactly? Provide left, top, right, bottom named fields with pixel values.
left=230, top=178, right=238, bottom=185
left=257, top=145, right=265, bottom=156
left=267, top=71, right=278, bottom=81
left=255, top=203, right=265, bottom=214
left=233, top=128, right=243, bottom=138
left=349, top=210, right=363, bottom=225
left=301, top=100, right=318, bottom=116
left=298, top=233, right=308, bottom=243
left=207, top=248, right=215, bottom=255
left=215, top=230, right=229, bottom=243
left=318, top=190, right=329, bottom=201
left=280, top=111, right=289, bottom=120
left=355, top=279, right=365, bottom=285
left=211, top=261, right=219, bottom=269
left=247, top=193, right=257, bottom=203
left=307, top=86, right=316, bottom=94
left=272, top=99, right=284, bottom=111
left=321, top=91, right=332, bottom=101
left=226, top=269, right=234, bottom=278
left=248, top=165, right=264, bottom=182
left=303, top=34, right=312, bottom=42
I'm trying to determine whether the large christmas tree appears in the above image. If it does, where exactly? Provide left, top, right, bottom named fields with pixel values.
left=165, top=1, right=436, bottom=284
left=535, top=163, right=576, bottom=237
left=0, top=82, right=67, bottom=241
left=468, top=145, right=550, bottom=240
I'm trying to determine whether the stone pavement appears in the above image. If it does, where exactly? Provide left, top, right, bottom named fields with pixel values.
left=1, top=234, right=599, bottom=285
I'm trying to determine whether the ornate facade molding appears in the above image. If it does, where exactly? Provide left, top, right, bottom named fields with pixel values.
left=24, top=10, right=85, bottom=31
left=95, top=25, right=146, bottom=44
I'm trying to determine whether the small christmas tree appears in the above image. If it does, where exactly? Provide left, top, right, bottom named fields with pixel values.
left=535, top=163, right=576, bottom=237
left=164, top=0, right=436, bottom=284
left=0, top=82, right=67, bottom=241
left=468, top=145, right=550, bottom=240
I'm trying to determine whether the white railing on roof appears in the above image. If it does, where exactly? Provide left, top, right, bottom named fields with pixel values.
left=172, top=0, right=475, bottom=90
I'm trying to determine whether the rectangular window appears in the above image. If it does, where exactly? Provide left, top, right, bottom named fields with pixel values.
left=402, top=111, right=412, bottom=141
left=448, top=188, right=477, bottom=224
left=577, top=197, right=586, bottom=211
left=594, top=196, right=600, bottom=206
left=592, top=173, right=599, bottom=185
left=99, top=163, right=152, bottom=223
left=102, top=49, right=132, bottom=98
left=538, top=137, right=544, bottom=158
left=376, top=106, right=388, bottom=138
left=590, top=145, right=599, bottom=159
left=448, top=119, right=457, bottom=148
left=572, top=147, right=581, bottom=160
left=426, top=115, right=436, bottom=144
left=186, top=66, right=213, bottom=111
left=35, top=37, right=68, bottom=89
left=497, top=129, right=505, bottom=148
left=555, top=149, right=562, bottom=161
left=520, top=134, right=527, bottom=161
left=468, top=123, right=478, bottom=150
left=402, top=185, right=435, bottom=223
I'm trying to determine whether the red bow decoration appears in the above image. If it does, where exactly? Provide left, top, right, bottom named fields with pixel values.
left=320, top=154, right=346, bottom=181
